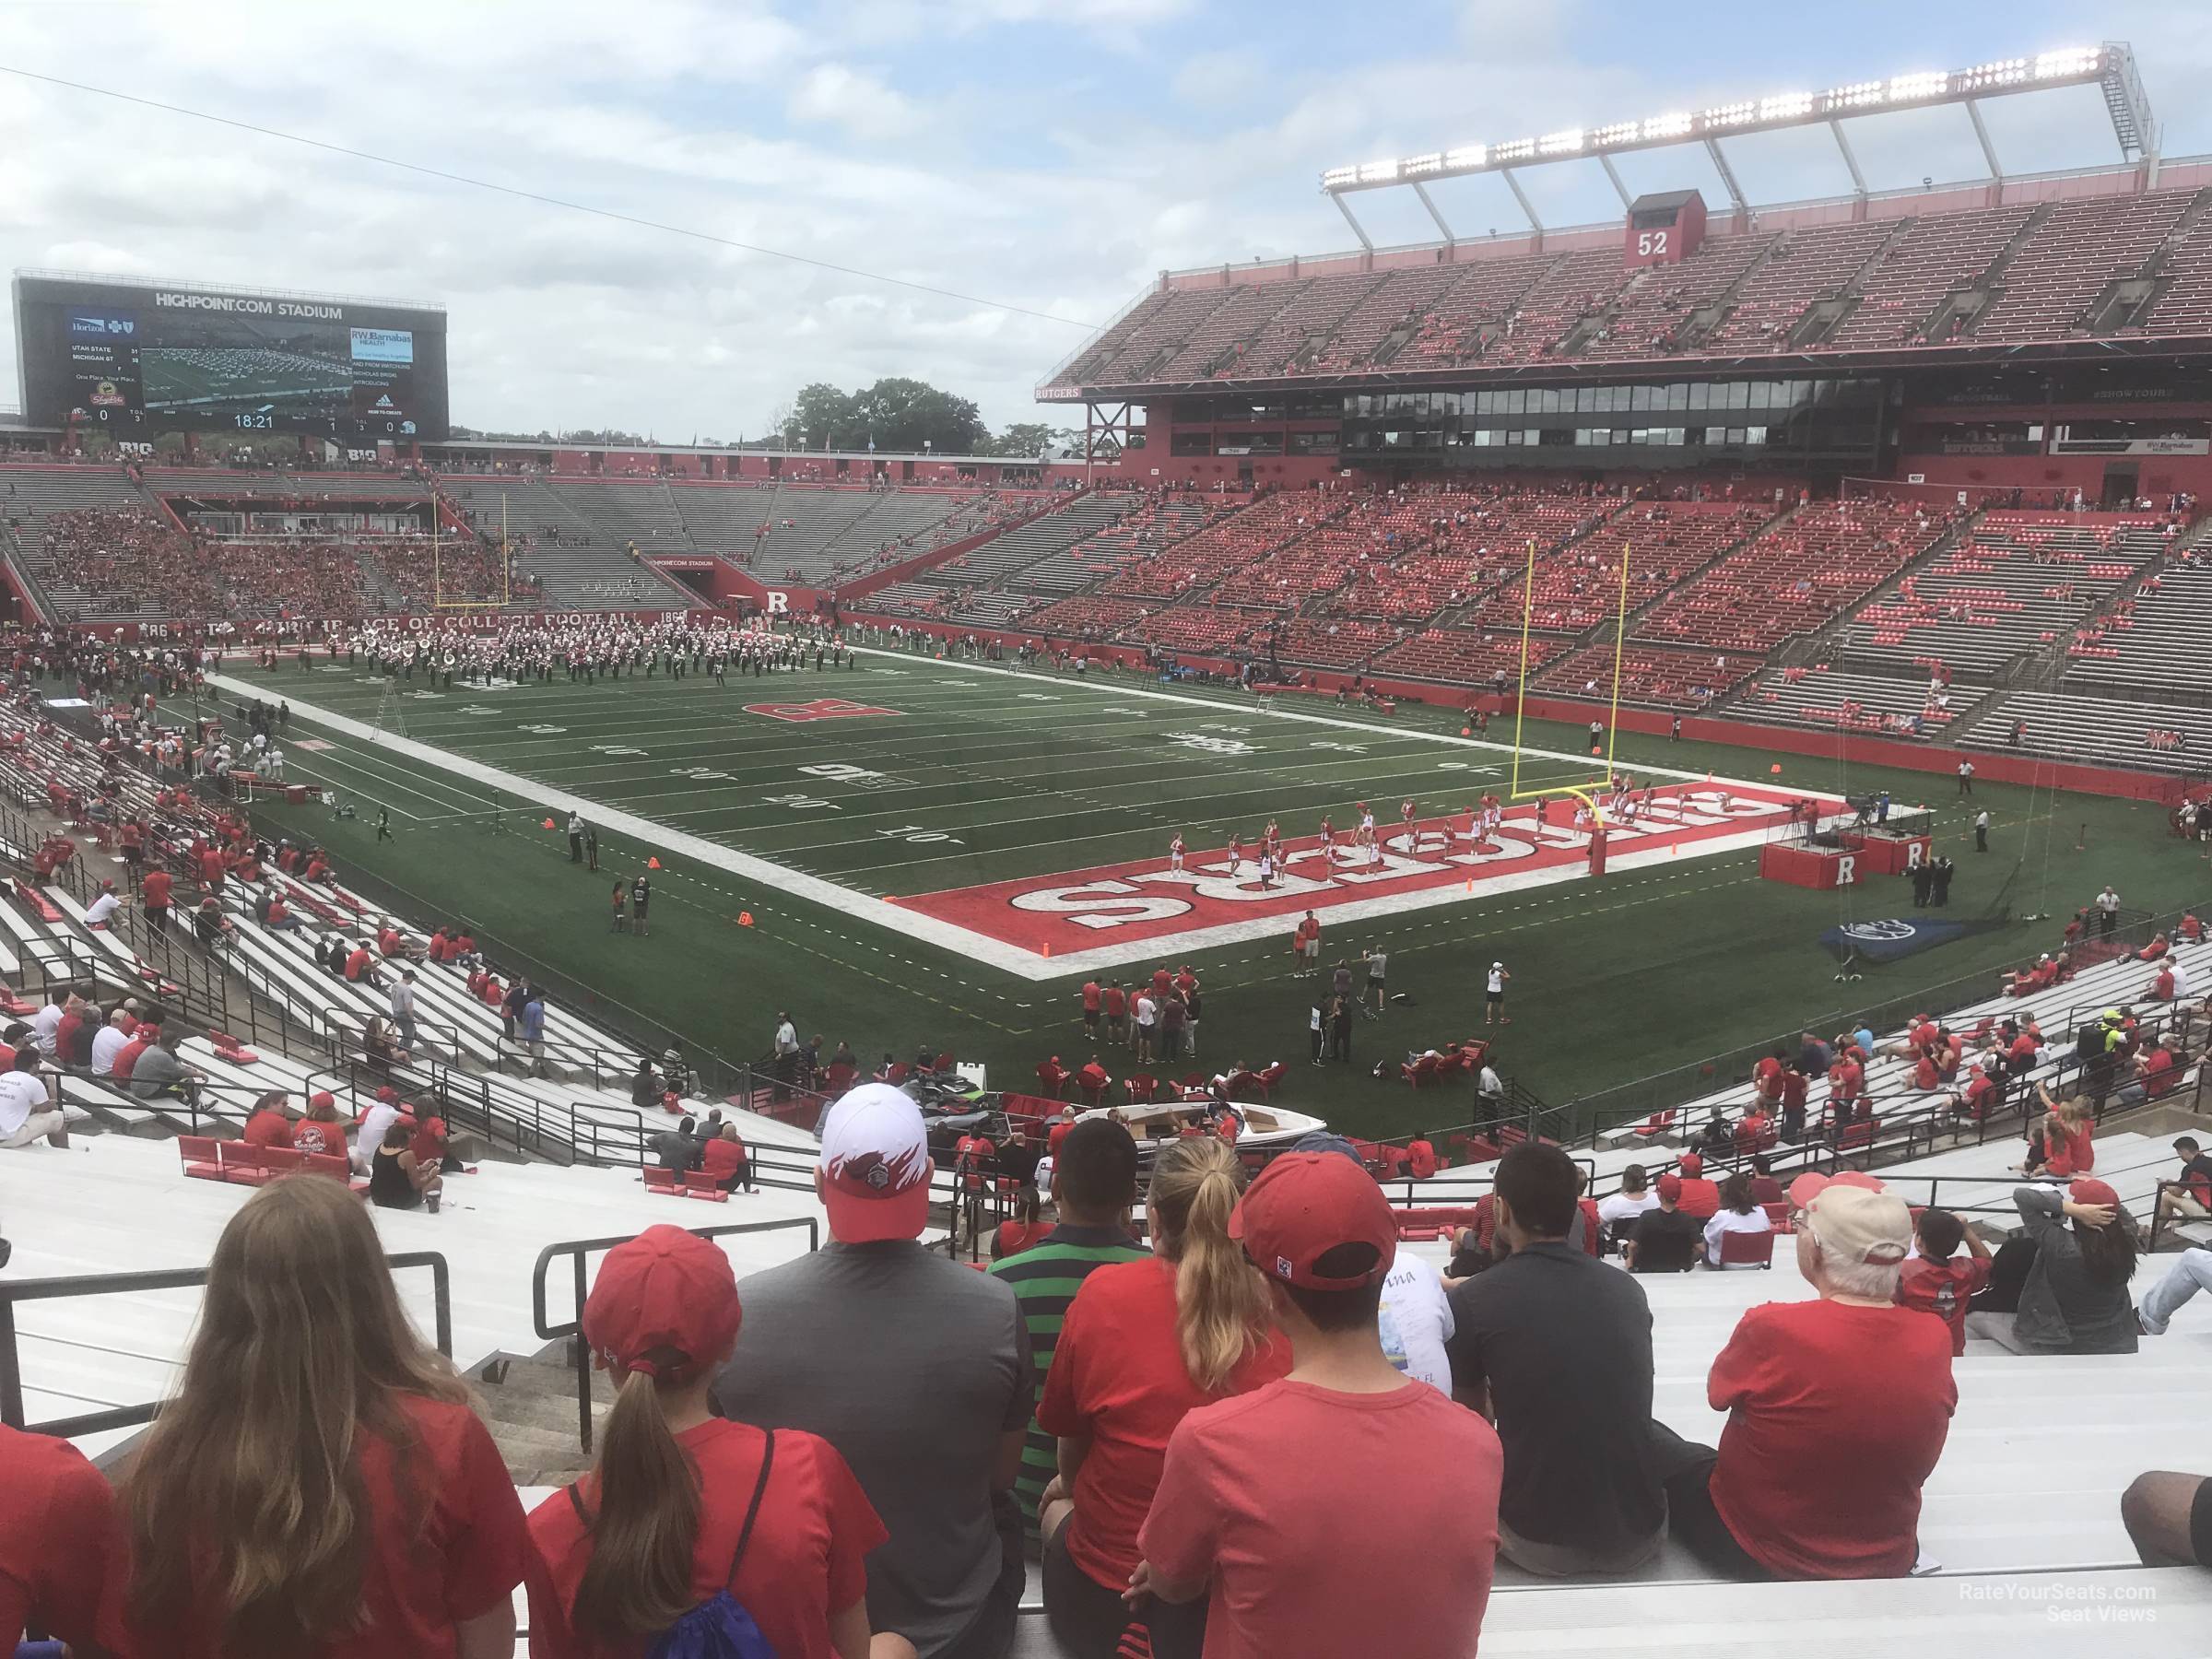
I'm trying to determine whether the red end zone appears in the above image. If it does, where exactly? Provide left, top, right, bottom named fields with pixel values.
left=900, top=783, right=1837, bottom=955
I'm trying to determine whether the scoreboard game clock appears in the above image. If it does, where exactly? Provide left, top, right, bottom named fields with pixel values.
left=10, top=274, right=450, bottom=441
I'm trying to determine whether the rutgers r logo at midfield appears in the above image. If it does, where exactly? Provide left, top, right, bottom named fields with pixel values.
left=742, top=697, right=899, bottom=724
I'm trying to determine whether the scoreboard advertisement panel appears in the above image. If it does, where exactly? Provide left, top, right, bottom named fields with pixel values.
left=12, top=275, right=449, bottom=441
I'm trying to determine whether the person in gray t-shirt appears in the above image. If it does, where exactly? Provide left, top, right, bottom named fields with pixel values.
left=712, top=1083, right=1031, bottom=1659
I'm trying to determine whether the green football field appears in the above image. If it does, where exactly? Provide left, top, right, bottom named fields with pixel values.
left=189, top=647, right=2212, bottom=1143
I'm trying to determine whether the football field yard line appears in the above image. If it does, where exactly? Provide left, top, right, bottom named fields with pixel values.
left=215, top=654, right=1822, bottom=980
left=208, top=669, right=1072, bottom=979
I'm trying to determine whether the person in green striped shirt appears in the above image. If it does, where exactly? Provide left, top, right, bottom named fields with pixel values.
left=989, top=1117, right=1147, bottom=1542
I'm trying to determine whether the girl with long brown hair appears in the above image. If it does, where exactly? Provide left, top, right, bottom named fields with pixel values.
left=1035, top=1134, right=1288, bottom=1659
left=524, top=1225, right=906, bottom=1658
left=101, top=1174, right=528, bottom=1659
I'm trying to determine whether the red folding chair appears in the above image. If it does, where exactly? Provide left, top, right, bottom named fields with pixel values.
left=643, top=1166, right=682, bottom=1197
left=682, top=1171, right=731, bottom=1204
left=1718, top=1229, right=1776, bottom=1269
left=177, top=1135, right=223, bottom=1182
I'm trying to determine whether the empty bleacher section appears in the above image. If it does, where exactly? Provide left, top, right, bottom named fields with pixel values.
left=1739, top=664, right=1968, bottom=737
left=1371, top=626, right=1566, bottom=687
left=1959, top=689, right=2212, bottom=771
left=915, top=491, right=1124, bottom=591
left=1014, top=496, right=1216, bottom=594
left=1535, top=644, right=1764, bottom=711
left=1054, top=186, right=2212, bottom=389
left=2061, top=559, right=2212, bottom=698
left=1098, top=491, right=1324, bottom=601
left=1973, top=192, right=2197, bottom=343
left=1835, top=511, right=2177, bottom=681
left=1465, top=499, right=1769, bottom=636
left=1634, top=500, right=1959, bottom=653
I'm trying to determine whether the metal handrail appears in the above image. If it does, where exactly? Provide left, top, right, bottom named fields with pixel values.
left=530, top=1218, right=818, bottom=1453
left=0, top=1251, right=452, bottom=1439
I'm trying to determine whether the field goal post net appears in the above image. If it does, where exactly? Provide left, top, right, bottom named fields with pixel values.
left=1507, top=534, right=1636, bottom=825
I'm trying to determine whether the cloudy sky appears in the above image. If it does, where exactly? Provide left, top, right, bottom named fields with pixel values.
left=3, top=0, right=2207, bottom=441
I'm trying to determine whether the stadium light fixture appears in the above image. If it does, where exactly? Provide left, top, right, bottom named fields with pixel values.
left=1320, top=42, right=2149, bottom=196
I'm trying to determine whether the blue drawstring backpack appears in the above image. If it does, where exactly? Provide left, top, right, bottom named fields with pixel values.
left=567, top=1430, right=782, bottom=1659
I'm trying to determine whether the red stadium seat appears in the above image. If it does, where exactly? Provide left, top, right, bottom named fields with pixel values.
left=1718, top=1230, right=1777, bottom=1269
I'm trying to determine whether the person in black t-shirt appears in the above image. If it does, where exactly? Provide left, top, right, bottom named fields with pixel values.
left=1447, top=1144, right=1667, bottom=1575
left=1627, top=1176, right=1702, bottom=1274
left=2155, top=1135, right=2212, bottom=1230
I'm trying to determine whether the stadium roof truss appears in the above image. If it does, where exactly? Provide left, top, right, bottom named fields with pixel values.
left=1320, top=44, right=2159, bottom=250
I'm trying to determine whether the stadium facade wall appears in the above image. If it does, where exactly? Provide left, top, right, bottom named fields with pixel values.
left=842, top=611, right=2185, bottom=805
left=1894, top=451, right=2212, bottom=500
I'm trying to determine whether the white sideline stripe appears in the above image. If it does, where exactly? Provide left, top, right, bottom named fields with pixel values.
left=207, top=672, right=1065, bottom=976
left=213, top=661, right=1827, bottom=981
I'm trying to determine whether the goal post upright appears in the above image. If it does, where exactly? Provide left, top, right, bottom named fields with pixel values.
left=1510, top=535, right=1634, bottom=828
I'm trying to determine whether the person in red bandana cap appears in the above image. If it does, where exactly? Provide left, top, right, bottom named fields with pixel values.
left=524, top=1226, right=898, bottom=1659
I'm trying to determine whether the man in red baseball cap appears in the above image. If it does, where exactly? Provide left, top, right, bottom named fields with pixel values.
left=1133, top=1151, right=1502, bottom=1659
left=526, top=1226, right=895, bottom=1657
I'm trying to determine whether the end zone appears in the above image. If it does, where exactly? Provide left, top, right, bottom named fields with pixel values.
left=900, top=782, right=1837, bottom=967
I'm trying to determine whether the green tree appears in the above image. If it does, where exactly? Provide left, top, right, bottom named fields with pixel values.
left=779, top=382, right=859, bottom=451
left=982, top=420, right=1083, bottom=457
left=773, top=378, right=987, bottom=453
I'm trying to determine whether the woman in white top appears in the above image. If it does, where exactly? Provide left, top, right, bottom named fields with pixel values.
left=1702, top=1171, right=1774, bottom=1267
left=1597, top=1164, right=1661, bottom=1241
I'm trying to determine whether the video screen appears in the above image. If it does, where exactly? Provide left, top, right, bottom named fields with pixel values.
left=14, top=277, right=449, bottom=441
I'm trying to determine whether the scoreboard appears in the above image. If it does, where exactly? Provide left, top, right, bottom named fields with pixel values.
left=11, top=275, right=449, bottom=441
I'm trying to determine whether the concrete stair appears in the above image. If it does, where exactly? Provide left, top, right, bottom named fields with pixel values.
left=475, top=1344, right=610, bottom=1486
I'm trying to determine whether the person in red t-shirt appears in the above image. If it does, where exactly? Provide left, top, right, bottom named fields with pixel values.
left=1894, top=1206, right=1992, bottom=1357
left=1133, top=1149, right=1500, bottom=1658
left=290, top=1089, right=347, bottom=1159
left=1671, top=1153, right=1720, bottom=1221
left=140, top=865, right=174, bottom=931
left=1080, top=978, right=1101, bottom=1038
left=1039, top=1136, right=1291, bottom=1653
left=110, top=1019, right=156, bottom=1083
left=1952, top=1065, right=2002, bottom=1122
left=1100, top=981, right=1128, bottom=1045
left=1048, top=1104, right=1078, bottom=1159
left=993, top=1186, right=1054, bottom=1261
left=344, top=943, right=373, bottom=982
left=100, top=1176, right=530, bottom=1659
left=0, top=1420, right=112, bottom=1653
left=1405, top=1133, right=1437, bottom=1180
left=524, top=1226, right=892, bottom=1659
left=700, top=1122, right=751, bottom=1194
left=241, top=1090, right=295, bottom=1149
left=1654, top=1177, right=1956, bottom=1580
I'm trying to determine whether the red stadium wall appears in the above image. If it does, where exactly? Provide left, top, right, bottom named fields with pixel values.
left=839, top=613, right=2183, bottom=805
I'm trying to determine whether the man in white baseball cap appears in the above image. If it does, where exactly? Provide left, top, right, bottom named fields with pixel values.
left=713, top=1082, right=1034, bottom=1657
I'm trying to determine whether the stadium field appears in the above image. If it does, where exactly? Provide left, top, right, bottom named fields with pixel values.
left=202, top=649, right=2211, bottom=1141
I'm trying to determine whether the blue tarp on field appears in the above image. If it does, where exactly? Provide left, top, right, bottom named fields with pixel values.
left=1819, top=917, right=1976, bottom=963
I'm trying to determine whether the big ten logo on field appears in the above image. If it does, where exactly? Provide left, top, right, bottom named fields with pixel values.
left=1165, top=731, right=1254, bottom=757
left=799, top=762, right=908, bottom=790
left=743, top=697, right=899, bottom=724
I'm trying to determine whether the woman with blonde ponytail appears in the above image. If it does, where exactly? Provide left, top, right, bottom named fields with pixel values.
left=101, top=1174, right=530, bottom=1659
left=1034, top=1135, right=1288, bottom=1659
left=524, top=1225, right=908, bottom=1659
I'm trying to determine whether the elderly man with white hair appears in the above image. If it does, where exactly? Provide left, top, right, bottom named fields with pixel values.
left=1647, top=1172, right=1959, bottom=1580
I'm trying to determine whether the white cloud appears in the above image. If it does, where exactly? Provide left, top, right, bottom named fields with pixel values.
left=787, top=64, right=924, bottom=142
